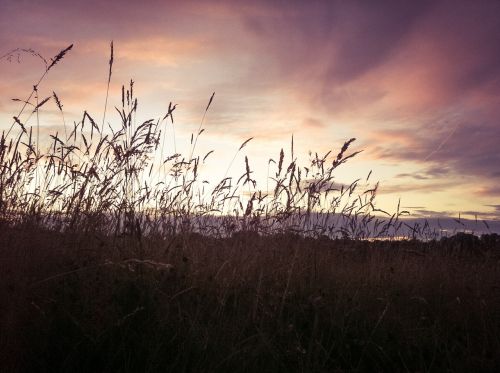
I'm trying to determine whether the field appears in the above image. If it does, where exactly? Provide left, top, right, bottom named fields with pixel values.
left=1, top=44, right=500, bottom=372
left=2, top=225, right=500, bottom=372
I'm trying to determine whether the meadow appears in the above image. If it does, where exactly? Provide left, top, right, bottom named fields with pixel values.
left=1, top=44, right=499, bottom=372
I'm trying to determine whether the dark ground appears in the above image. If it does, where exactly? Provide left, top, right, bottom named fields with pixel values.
left=1, top=224, right=500, bottom=372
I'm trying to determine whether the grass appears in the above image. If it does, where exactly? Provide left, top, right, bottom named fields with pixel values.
left=1, top=43, right=500, bottom=372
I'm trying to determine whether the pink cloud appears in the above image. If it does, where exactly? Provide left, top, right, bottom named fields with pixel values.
left=2, top=0, right=500, bottom=209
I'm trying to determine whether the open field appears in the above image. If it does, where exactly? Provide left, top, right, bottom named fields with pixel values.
left=1, top=225, right=500, bottom=372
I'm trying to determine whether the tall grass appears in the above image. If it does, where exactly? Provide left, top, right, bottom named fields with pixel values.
left=0, top=43, right=412, bottom=242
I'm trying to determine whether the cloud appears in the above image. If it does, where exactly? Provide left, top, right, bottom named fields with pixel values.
left=378, top=116, right=500, bottom=183
left=487, top=204, right=500, bottom=212
left=404, top=208, right=499, bottom=223
left=379, top=181, right=457, bottom=195
left=2, top=0, right=500, bottom=211
left=302, top=117, right=326, bottom=129
left=411, top=209, right=454, bottom=219
left=230, top=0, right=500, bottom=192
left=240, top=1, right=433, bottom=81
left=396, top=165, right=452, bottom=180
left=477, top=185, right=500, bottom=197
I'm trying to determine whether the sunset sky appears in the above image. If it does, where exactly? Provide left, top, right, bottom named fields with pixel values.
left=1, top=0, right=499, bottom=222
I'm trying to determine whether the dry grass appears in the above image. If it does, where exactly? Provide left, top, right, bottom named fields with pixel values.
left=0, top=44, right=408, bottom=241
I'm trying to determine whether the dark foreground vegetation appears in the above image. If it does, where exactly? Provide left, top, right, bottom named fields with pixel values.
left=1, top=226, right=500, bottom=372
left=1, top=44, right=500, bottom=372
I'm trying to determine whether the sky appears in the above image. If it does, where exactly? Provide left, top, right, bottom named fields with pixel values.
left=1, top=0, right=499, bottom=224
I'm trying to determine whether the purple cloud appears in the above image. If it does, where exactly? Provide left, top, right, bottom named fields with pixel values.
left=2, top=0, right=500, bottom=208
